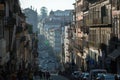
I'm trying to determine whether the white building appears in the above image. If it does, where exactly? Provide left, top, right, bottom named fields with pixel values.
left=64, top=26, right=70, bottom=63
left=44, top=20, right=61, bottom=56
left=48, top=28, right=61, bottom=56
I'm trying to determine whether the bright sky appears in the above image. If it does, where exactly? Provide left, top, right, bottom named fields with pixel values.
left=20, top=0, right=75, bottom=14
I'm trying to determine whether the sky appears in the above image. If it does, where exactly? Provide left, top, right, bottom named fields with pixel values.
left=20, top=0, right=75, bottom=14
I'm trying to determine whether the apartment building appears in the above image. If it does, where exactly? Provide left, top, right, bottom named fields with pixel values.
left=108, top=0, right=120, bottom=74
left=23, top=8, right=38, bottom=33
left=0, top=0, right=34, bottom=72
left=64, top=26, right=71, bottom=63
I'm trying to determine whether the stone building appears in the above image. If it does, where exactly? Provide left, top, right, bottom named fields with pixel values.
left=23, top=8, right=38, bottom=33
left=0, top=0, right=34, bottom=72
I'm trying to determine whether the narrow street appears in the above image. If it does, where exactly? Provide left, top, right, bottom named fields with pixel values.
left=38, top=34, right=60, bottom=73
left=50, top=75, right=69, bottom=80
left=33, top=75, right=69, bottom=80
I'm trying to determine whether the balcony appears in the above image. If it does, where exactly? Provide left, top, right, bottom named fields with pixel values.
left=93, top=18, right=102, bottom=24
left=103, top=16, right=111, bottom=24
left=73, top=38, right=84, bottom=53
left=87, top=19, right=93, bottom=26
left=79, top=20, right=83, bottom=27
left=81, top=1, right=89, bottom=12
left=88, top=41, right=100, bottom=48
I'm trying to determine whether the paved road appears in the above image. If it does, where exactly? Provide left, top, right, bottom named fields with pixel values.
left=50, top=75, right=69, bottom=80
left=33, top=75, right=69, bottom=80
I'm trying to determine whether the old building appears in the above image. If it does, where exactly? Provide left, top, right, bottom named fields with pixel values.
left=0, top=0, right=34, bottom=72
left=108, top=0, right=120, bottom=74
left=85, top=0, right=112, bottom=71
left=64, top=25, right=71, bottom=63
left=72, top=0, right=87, bottom=71
left=71, top=0, right=117, bottom=72
left=23, top=8, right=38, bottom=33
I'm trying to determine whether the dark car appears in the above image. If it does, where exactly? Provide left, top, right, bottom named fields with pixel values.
left=115, top=74, right=120, bottom=80
left=96, top=73, right=106, bottom=80
left=81, top=72, right=89, bottom=80
left=96, top=74, right=115, bottom=80
left=89, top=69, right=107, bottom=80
left=72, top=71, right=81, bottom=80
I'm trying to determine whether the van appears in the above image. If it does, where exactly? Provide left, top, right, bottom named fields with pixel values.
left=89, top=69, right=107, bottom=80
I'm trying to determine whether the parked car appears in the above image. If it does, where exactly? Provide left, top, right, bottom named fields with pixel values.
left=114, top=74, right=120, bottom=80
left=96, top=74, right=115, bottom=80
left=89, top=69, right=107, bottom=80
left=80, top=72, right=86, bottom=80
left=72, top=71, right=81, bottom=80
left=96, top=73, right=106, bottom=80
left=81, top=72, right=89, bottom=80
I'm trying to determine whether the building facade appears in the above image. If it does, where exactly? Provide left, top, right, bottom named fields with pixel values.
left=23, top=8, right=38, bottom=33
left=0, top=0, right=35, bottom=72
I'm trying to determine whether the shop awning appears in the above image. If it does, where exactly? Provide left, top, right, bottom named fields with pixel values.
left=108, top=48, right=120, bottom=61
